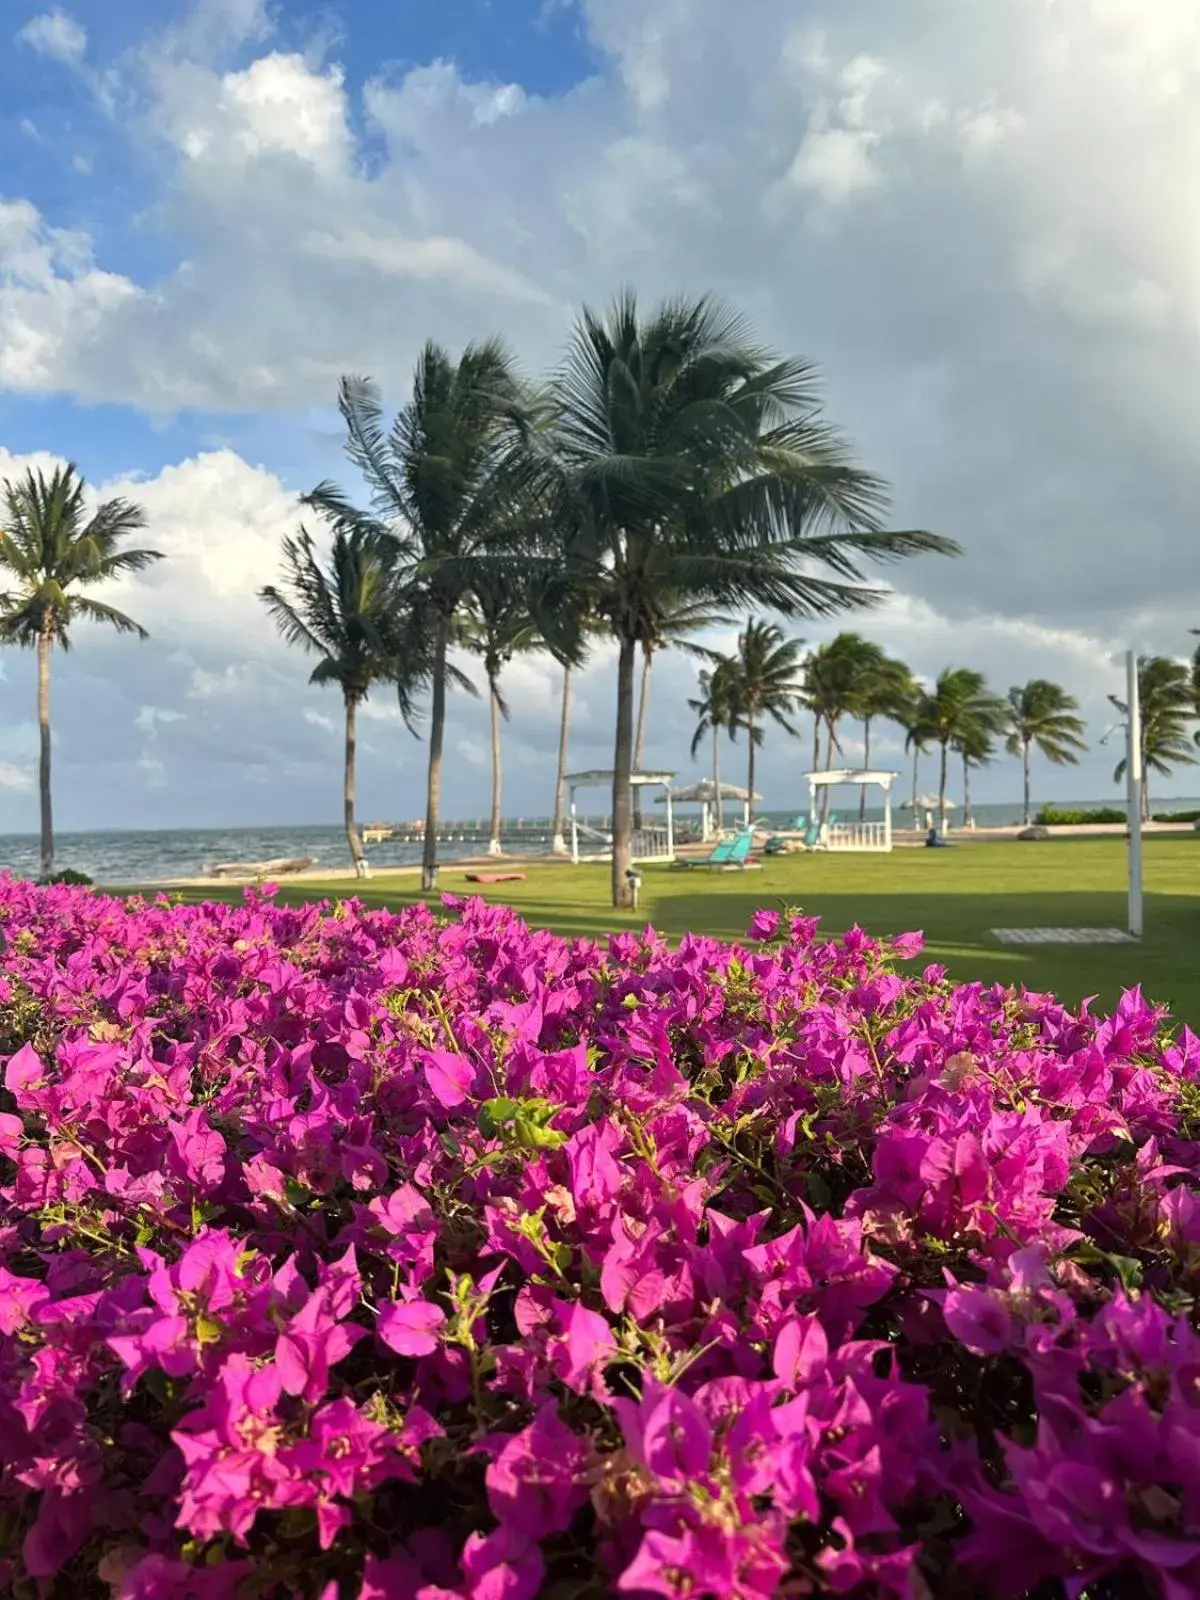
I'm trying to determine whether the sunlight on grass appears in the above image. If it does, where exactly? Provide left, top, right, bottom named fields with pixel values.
left=141, top=837, right=1200, bottom=1020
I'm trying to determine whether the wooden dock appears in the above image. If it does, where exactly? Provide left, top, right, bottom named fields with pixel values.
left=362, top=820, right=573, bottom=847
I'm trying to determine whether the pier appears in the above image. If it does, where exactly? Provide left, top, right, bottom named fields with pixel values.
left=362, top=818, right=594, bottom=847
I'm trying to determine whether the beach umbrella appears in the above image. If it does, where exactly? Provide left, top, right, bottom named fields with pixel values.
left=899, top=794, right=956, bottom=811
left=654, top=779, right=762, bottom=803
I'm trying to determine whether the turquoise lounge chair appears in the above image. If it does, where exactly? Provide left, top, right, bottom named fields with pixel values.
left=803, top=812, right=838, bottom=850
left=684, top=828, right=755, bottom=869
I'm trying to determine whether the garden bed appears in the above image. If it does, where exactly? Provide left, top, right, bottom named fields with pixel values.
left=0, top=877, right=1198, bottom=1598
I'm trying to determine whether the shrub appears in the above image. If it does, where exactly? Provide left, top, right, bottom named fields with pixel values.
left=1034, top=805, right=1128, bottom=825
left=0, top=878, right=1198, bottom=1599
left=1152, top=809, right=1200, bottom=824
left=35, top=867, right=93, bottom=887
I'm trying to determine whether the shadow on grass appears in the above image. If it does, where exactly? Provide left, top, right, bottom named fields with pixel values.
left=655, top=885, right=1197, bottom=1018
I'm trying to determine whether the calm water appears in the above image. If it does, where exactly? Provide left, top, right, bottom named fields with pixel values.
left=2, top=795, right=1194, bottom=885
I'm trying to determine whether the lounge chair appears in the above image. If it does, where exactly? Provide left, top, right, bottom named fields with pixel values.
left=682, top=828, right=755, bottom=869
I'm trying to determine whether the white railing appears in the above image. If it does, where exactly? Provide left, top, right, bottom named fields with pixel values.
left=570, top=821, right=675, bottom=863
left=631, top=827, right=673, bottom=861
left=826, top=821, right=890, bottom=852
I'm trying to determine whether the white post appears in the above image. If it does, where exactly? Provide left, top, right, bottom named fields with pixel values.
left=570, top=791, right=579, bottom=865
left=665, top=785, right=675, bottom=861
left=883, top=780, right=893, bottom=853
left=1127, top=649, right=1143, bottom=938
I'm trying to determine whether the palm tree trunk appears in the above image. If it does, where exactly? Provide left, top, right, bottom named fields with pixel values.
left=37, top=623, right=53, bottom=880
left=487, top=671, right=503, bottom=857
left=962, top=751, right=973, bottom=828
left=1023, top=742, right=1031, bottom=826
left=859, top=717, right=871, bottom=820
left=712, top=724, right=723, bottom=832
left=746, top=712, right=756, bottom=823
left=812, top=715, right=820, bottom=773
left=911, top=743, right=920, bottom=811
left=344, top=694, right=368, bottom=878
left=551, top=664, right=572, bottom=855
left=938, top=741, right=949, bottom=834
left=821, top=720, right=835, bottom=820
left=421, top=617, right=450, bottom=893
left=611, top=634, right=637, bottom=909
left=632, top=644, right=653, bottom=829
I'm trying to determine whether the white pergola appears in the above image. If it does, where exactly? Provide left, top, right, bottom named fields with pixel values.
left=565, top=770, right=676, bottom=864
left=806, top=769, right=897, bottom=852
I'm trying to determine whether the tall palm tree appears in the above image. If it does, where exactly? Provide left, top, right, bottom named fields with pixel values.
left=917, top=668, right=1006, bottom=833
left=530, top=292, right=958, bottom=907
left=953, top=718, right=998, bottom=829
left=260, top=522, right=428, bottom=877
left=688, top=657, right=744, bottom=833
left=462, top=583, right=538, bottom=856
left=307, top=341, right=534, bottom=891
left=632, top=595, right=730, bottom=826
left=903, top=715, right=934, bottom=817
left=1110, top=655, right=1196, bottom=819
left=0, top=464, right=161, bottom=879
left=854, top=655, right=915, bottom=820
left=801, top=633, right=885, bottom=818
left=726, top=619, right=804, bottom=817
left=550, top=662, right=574, bottom=856
left=1005, top=680, right=1087, bottom=825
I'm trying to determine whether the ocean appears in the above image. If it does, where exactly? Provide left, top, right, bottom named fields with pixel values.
left=2, top=795, right=1196, bottom=885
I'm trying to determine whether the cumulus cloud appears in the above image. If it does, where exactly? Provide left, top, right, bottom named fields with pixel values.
left=0, top=0, right=1198, bottom=826
left=0, top=0, right=1192, bottom=635
left=16, top=8, right=87, bottom=66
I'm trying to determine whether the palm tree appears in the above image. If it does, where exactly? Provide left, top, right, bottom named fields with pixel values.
left=632, top=595, right=730, bottom=826
left=903, top=714, right=934, bottom=817
left=917, top=668, right=1006, bottom=833
left=688, top=657, right=744, bottom=833
left=854, top=655, right=915, bottom=819
left=462, top=583, right=538, bottom=856
left=1110, top=655, right=1196, bottom=819
left=307, top=340, right=534, bottom=891
left=550, top=662, right=574, bottom=856
left=725, top=619, right=804, bottom=817
left=530, top=292, right=958, bottom=907
left=0, top=464, right=161, bottom=878
left=801, top=633, right=885, bottom=818
left=260, top=521, right=427, bottom=877
left=954, top=718, right=997, bottom=829
left=1005, top=680, right=1087, bottom=825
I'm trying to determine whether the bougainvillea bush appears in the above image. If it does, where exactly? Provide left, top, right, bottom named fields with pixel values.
left=1, top=878, right=1199, bottom=1600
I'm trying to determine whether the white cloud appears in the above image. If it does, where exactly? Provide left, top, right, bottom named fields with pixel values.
left=786, top=128, right=881, bottom=202
left=0, top=0, right=1199, bottom=823
left=17, top=8, right=87, bottom=66
left=135, top=705, right=186, bottom=735
left=0, top=762, right=33, bottom=792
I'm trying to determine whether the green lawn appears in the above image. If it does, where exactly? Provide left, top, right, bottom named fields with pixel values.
left=135, top=836, right=1200, bottom=1022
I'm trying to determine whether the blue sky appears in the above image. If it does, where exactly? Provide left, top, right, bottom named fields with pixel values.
left=0, top=0, right=1196, bottom=835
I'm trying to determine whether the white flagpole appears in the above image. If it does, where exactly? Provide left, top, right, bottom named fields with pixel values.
left=1126, top=648, right=1143, bottom=938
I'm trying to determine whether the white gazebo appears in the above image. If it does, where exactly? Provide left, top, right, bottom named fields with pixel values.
left=565, top=771, right=676, bottom=864
left=654, top=779, right=761, bottom=840
left=806, top=770, right=897, bottom=852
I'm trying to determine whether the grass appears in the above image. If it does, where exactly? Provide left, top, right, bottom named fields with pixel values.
left=133, top=837, right=1200, bottom=1022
